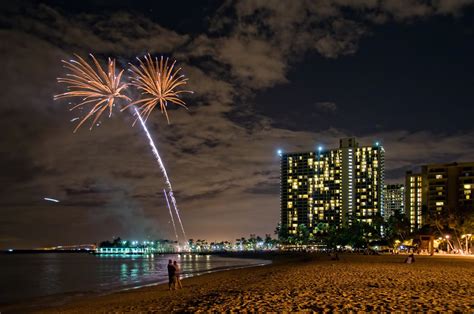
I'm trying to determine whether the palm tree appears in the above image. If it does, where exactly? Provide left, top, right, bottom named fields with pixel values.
left=296, top=224, right=310, bottom=245
left=384, top=209, right=410, bottom=245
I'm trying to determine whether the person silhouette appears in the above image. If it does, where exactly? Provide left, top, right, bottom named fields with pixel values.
left=173, top=260, right=183, bottom=289
left=405, top=253, right=415, bottom=264
left=167, top=259, right=176, bottom=290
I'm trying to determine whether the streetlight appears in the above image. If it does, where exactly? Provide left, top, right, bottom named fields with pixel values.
left=277, top=149, right=283, bottom=157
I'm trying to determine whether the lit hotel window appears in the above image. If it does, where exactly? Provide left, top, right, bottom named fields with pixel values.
left=435, top=174, right=443, bottom=179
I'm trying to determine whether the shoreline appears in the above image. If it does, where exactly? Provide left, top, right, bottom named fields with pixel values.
left=3, top=253, right=473, bottom=313
left=0, top=253, right=272, bottom=313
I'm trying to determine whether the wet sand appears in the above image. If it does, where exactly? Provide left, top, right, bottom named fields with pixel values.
left=8, top=253, right=474, bottom=312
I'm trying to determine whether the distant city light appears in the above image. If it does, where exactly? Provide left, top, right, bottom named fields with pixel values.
left=43, top=197, right=59, bottom=203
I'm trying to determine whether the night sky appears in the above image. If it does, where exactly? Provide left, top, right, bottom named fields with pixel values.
left=1, top=0, right=474, bottom=248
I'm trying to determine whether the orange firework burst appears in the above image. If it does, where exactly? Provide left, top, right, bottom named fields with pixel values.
left=54, top=54, right=130, bottom=132
left=122, top=54, right=192, bottom=124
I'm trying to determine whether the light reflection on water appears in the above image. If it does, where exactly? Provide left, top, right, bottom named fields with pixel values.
left=0, top=253, right=269, bottom=304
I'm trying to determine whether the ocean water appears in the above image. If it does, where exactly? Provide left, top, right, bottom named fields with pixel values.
left=0, top=253, right=269, bottom=305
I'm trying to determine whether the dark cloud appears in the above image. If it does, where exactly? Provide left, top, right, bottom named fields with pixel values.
left=314, top=102, right=338, bottom=113
left=61, top=199, right=109, bottom=207
left=0, top=4, right=189, bottom=55
left=244, top=182, right=279, bottom=195
left=210, top=0, right=474, bottom=63
left=64, top=184, right=126, bottom=196
left=180, top=186, right=238, bottom=202
left=435, top=0, right=474, bottom=14
left=111, top=170, right=147, bottom=180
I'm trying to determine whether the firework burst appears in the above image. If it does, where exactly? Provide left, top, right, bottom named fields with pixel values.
left=54, top=54, right=130, bottom=132
left=122, top=54, right=192, bottom=124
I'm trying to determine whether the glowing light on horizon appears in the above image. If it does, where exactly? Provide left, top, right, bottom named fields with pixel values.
left=54, top=54, right=130, bottom=132
left=163, top=188, right=179, bottom=241
left=135, top=108, right=187, bottom=243
left=44, top=197, right=59, bottom=203
left=122, top=54, right=193, bottom=125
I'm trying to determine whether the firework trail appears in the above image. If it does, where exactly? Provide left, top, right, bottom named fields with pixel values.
left=168, top=190, right=187, bottom=242
left=163, top=189, right=178, bottom=241
left=122, top=54, right=193, bottom=125
left=135, top=108, right=187, bottom=242
left=54, top=54, right=130, bottom=132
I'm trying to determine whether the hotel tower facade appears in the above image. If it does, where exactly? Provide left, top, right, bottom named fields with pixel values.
left=280, top=138, right=385, bottom=236
left=383, top=184, right=405, bottom=220
left=405, top=162, right=474, bottom=232
left=405, top=172, right=423, bottom=232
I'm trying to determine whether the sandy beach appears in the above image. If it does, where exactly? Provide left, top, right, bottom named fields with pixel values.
left=6, top=253, right=474, bottom=313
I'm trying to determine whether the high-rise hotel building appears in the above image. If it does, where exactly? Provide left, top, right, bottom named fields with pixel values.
left=405, top=172, right=423, bottom=232
left=280, top=138, right=384, bottom=236
left=383, top=184, right=405, bottom=220
left=423, top=162, right=474, bottom=223
left=405, top=162, right=474, bottom=232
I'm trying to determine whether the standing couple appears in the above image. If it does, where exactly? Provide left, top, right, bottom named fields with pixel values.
left=167, top=259, right=183, bottom=290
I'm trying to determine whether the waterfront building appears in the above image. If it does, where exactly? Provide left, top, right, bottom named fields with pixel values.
left=405, top=172, right=423, bottom=232
left=383, top=184, right=405, bottom=220
left=280, top=137, right=384, bottom=236
left=422, top=162, right=474, bottom=226
left=405, top=162, right=474, bottom=232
